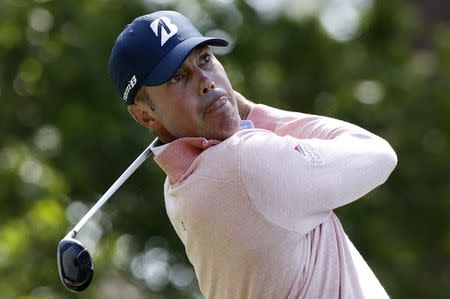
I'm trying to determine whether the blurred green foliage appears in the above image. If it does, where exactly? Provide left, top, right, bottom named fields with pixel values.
left=0, top=0, right=449, bottom=298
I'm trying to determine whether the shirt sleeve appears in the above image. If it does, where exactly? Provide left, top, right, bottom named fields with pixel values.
left=240, top=105, right=397, bottom=234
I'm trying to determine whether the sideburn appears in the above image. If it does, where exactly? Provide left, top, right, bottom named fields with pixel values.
left=144, top=94, right=156, bottom=112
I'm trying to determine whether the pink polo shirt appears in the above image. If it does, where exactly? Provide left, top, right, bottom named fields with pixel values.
left=152, top=104, right=397, bottom=298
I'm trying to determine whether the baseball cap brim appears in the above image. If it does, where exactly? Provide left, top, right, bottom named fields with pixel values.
left=142, top=36, right=228, bottom=87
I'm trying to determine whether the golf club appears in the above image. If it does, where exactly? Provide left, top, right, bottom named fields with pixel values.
left=57, top=139, right=158, bottom=292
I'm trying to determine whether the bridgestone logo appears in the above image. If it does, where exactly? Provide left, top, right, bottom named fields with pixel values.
left=150, top=17, right=178, bottom=47
left=123, top=75, right=137, bottom=102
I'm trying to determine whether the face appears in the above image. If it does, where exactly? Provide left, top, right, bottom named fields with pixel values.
left=141, top=46, right=241, bottom=141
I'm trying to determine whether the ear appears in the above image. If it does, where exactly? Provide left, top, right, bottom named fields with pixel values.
left=127, top=104, right=156, bottom=129
left=127, top=104, right=176, bottom=143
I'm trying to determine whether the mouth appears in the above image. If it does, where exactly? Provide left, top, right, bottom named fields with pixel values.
left=203, top=96, right=228, bottom=117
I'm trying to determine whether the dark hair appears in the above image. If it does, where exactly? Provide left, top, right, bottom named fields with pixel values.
left=134, top=87, right=156, bottom=112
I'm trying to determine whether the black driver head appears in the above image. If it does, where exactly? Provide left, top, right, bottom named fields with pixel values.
left=57, top=238, right=94, bottom=292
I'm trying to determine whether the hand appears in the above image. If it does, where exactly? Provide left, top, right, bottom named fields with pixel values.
left=234, top=90, right=255, bottom=120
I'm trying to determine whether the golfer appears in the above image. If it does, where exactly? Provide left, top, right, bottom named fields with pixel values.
left=108, top=10, right=397, bottom=299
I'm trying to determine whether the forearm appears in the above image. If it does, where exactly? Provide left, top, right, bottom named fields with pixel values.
left=239, top=130, right=397, bottom=233
left=247, top=103, right=384, bottom=142
left=249, top=103, right=397, bottom=176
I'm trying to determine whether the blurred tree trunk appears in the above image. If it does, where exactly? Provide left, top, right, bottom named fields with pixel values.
left=417, top=0, right=450, bottom=24
left=415, top=0, right=450, bottom=47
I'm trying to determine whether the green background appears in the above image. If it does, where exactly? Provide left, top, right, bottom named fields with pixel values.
left=1, top=0, right=449, bottom=298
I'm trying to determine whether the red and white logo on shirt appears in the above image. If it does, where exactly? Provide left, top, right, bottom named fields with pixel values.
left=294, top=142, right=323, bottom=165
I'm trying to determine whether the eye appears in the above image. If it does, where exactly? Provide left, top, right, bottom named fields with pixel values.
left=168, top=72, right=184, bottom=84
left=200, top=53, right=211, bottom=65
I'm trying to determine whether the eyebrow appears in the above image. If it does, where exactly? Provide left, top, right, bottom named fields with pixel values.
left=192, top=45, right=209, bottom=55
left=177, top=46, right=210, bottom=70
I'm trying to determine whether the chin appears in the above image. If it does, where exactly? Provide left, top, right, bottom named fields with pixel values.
left=204, top=110, right=241, bottom=140
left=215, top=123, right=241, bottom=140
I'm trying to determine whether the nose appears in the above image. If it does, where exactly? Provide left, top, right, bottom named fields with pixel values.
left=198, top=70, right=215, bottom=95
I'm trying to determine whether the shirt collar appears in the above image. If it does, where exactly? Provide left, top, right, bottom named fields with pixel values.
left=150, top=120, right=254, bottom=183
left=150, top=120, right=254, bottom=155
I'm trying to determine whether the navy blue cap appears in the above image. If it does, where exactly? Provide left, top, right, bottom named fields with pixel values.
left=108, top=10, right=228, bottom=105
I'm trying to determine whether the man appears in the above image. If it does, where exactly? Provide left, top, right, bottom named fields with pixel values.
left=108, top=10, right=397, bottom=299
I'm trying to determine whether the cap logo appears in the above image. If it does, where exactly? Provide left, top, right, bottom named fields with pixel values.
left=123, top=75, right=137, bottom=102
left=150, top=17, right=179, bottom=47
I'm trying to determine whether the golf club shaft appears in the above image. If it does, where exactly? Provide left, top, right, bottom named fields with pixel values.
left=66, top=139, right=157, bottom=239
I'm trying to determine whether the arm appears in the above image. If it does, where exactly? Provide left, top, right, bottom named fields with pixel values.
left=238, top=106, right=397, bottom=234
left=247, top=104, right=378, bottom=140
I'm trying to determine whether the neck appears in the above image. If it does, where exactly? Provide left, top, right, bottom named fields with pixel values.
left=233, top=90, right=255, bottom=120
